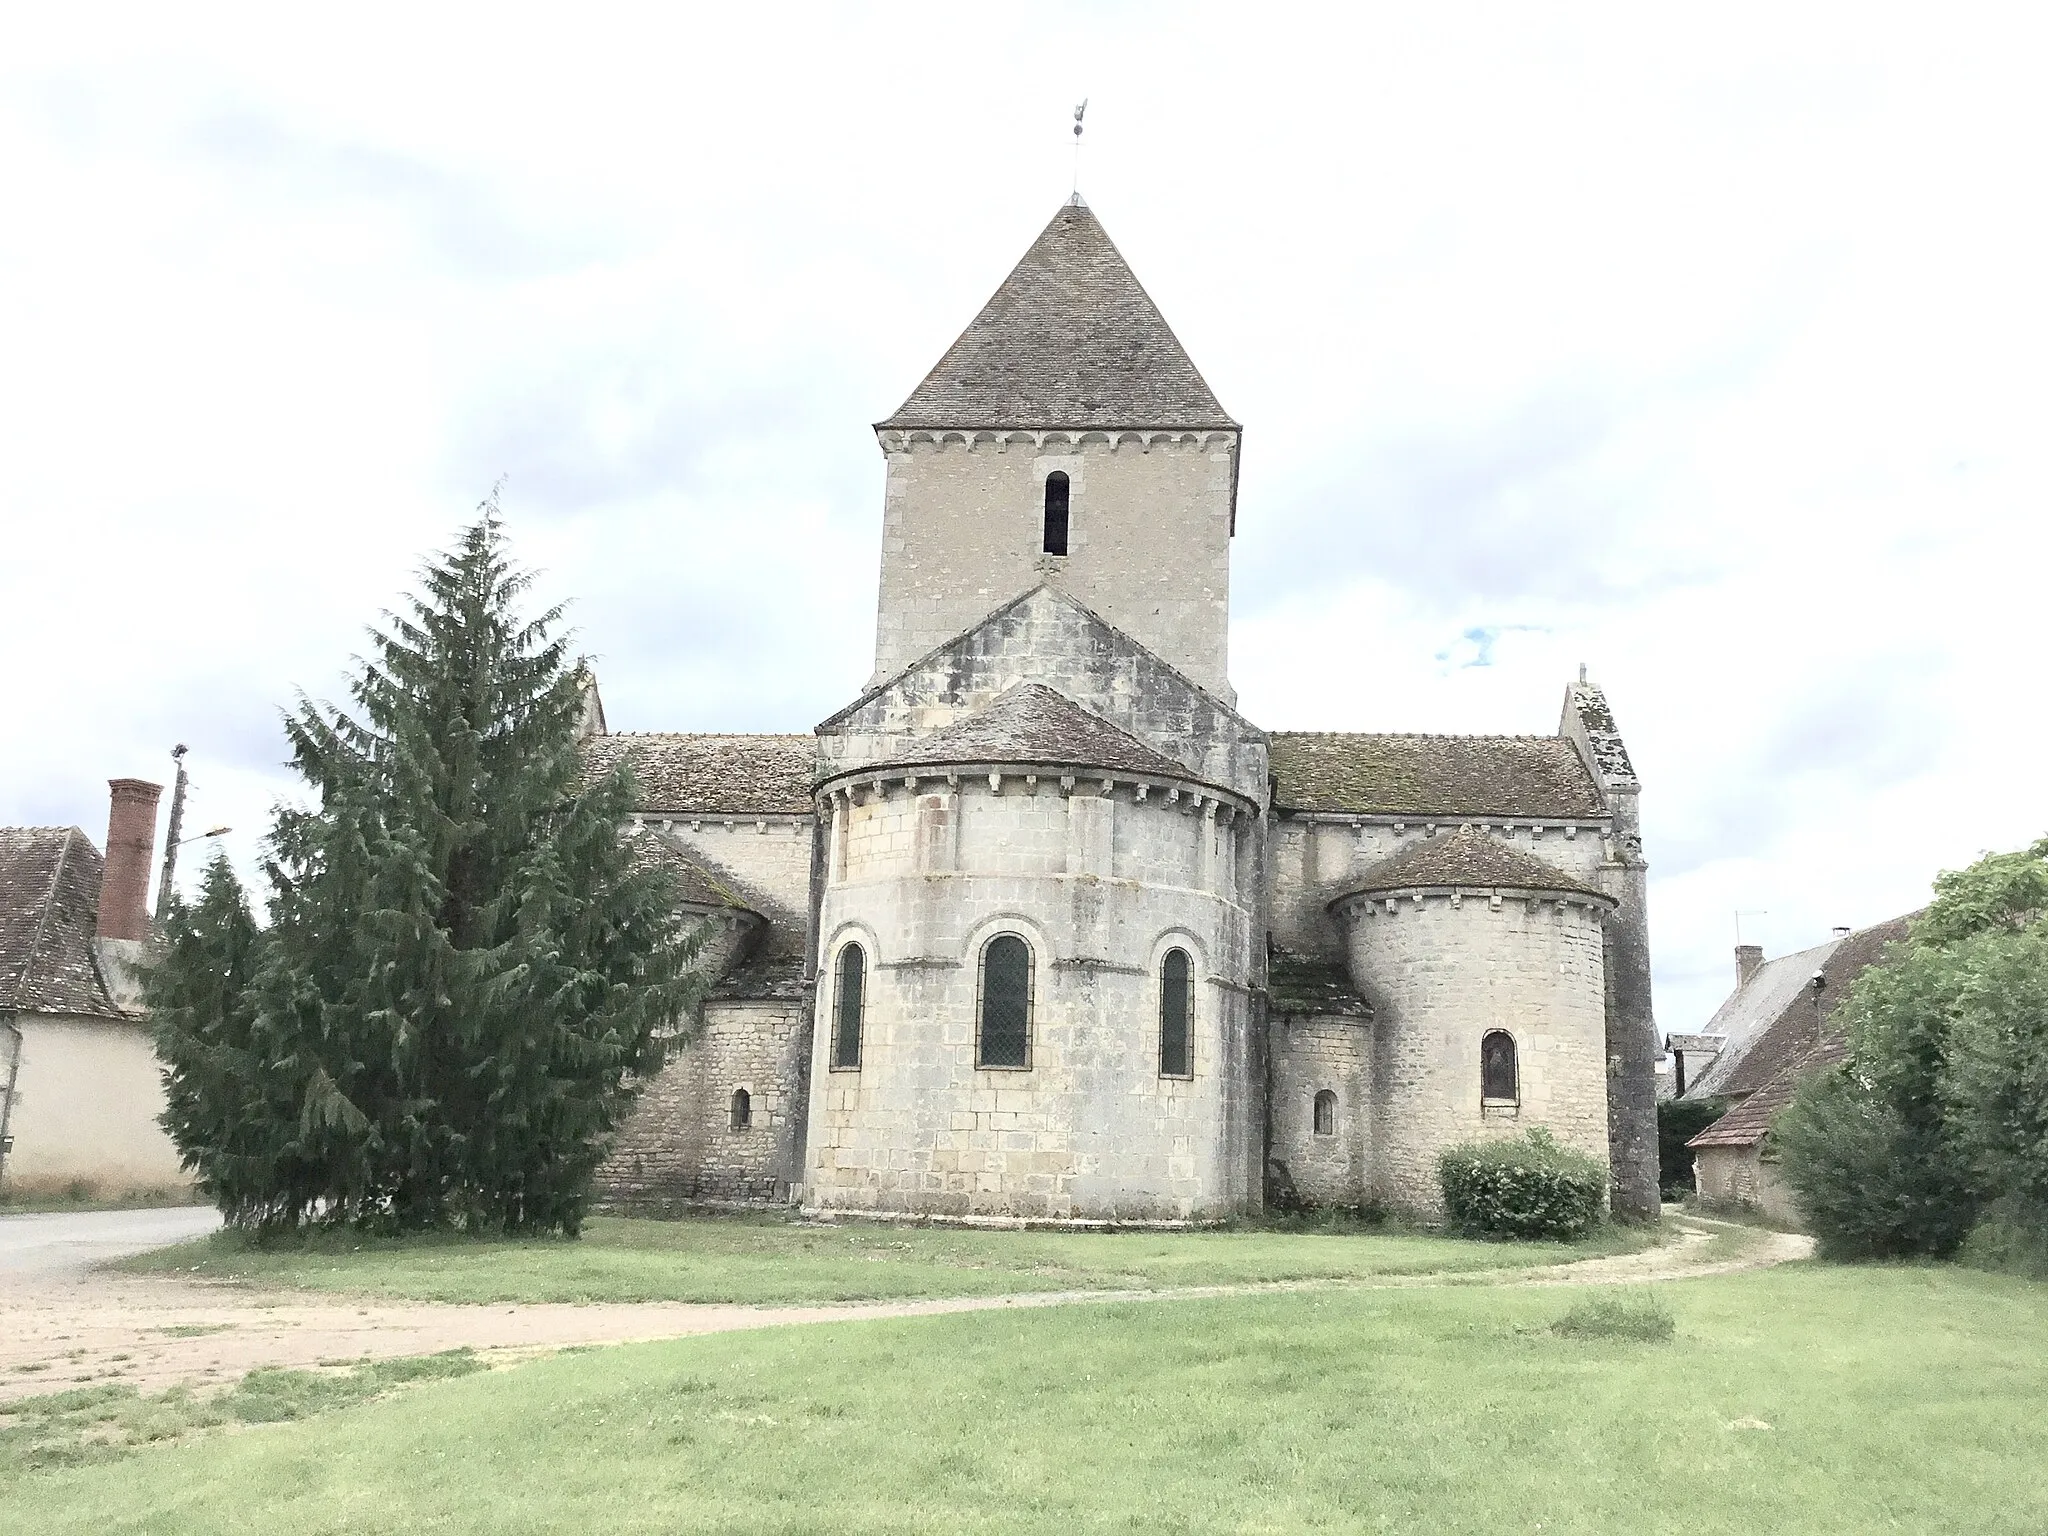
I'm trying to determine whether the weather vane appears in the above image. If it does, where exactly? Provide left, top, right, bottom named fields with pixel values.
left=1072, top=99, right=1087, bottom=199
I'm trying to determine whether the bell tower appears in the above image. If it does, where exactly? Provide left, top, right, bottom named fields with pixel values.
left=868, top=199, right=1242, bottom=702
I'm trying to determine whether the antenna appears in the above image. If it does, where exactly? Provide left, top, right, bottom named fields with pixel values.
left=1734, top=909, right=1769, bottom=946
left=1072, top=99, right=1088, bottom=199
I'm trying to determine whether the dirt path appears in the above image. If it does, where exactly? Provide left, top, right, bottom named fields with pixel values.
left=0, top=1217, right=1810, bottom=1405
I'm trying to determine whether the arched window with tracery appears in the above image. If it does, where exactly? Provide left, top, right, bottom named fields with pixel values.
left=1042, top=472, right=1070, bottom=556
left=730, top=1087, right=752, bottom=1131
left=1481, top=1030, right=1519, bottom=1104
left=1159, top=947, right=1193, bottom=1077
left=977, top=934, right=1032, bottom=1068
left=1313, top=1089, right=1337, bottom=1137
left=832, top=942, right=866, bottom=1070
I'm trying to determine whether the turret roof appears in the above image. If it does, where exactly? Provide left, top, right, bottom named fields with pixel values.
left=879, top=201, right=1237, bottom=432
left=861, top=684, right=1192, bottom=781
left=1333, top=825, right=1610, bottom=904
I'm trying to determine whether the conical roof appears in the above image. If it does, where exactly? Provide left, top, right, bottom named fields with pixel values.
left=880, top=201, right=1237, bottom=432
left=857, top=684, right=1192, bottom=781
left=1332, top=826, right=1611, bottom=904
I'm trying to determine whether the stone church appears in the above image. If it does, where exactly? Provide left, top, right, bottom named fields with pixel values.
left=586, top=198, right=1659, bottom=1225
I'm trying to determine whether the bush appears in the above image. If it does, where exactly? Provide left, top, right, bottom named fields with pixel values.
left=1551, top=1289, right=1676, bottom=1342
left=1656, top=1097, right=1728, bottom=1197
left=1437, top=1130, right=1607, bottom=1240
left=1958, top=1196, right=2048, bottom=1280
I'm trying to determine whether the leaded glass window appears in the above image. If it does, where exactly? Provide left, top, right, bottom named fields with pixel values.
left=1481, top=1031, right=1518, bottom=1103
left=1159, top=948, right=1193, bottom=1077
left=978, top=934, right=1032, bottom=1068
left=832, top=943, right=866, bottom=1070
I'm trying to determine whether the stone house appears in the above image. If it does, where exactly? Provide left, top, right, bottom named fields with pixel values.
left=589, top=197, right=1661, bottom=1224
left=0, top=781, right=189, bottom=1199
left=1681, top=914, right=1915, bottom=1222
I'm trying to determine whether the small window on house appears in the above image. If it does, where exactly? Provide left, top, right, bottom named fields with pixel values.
left=1313, top=1090, right=1337, bottom=1137
left=1481, top=1031, right=1518, bottom=1104
left=1042, top=472, right=1070, bottom=556
left=1159, top=947, right=1193, bottom=1077
left=832, top=942, right=866, bottom=1070
left=977, top=934, right=1032, bottom=1068
left=730, top=1087, right=751, bottom=1131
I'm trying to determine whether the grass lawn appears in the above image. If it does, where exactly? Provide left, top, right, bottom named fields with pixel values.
left=11, top=1261, right=2046, bottom=1533
left=116, top=1211, right=1654, bottom=1305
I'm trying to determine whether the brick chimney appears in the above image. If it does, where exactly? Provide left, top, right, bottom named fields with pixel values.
left=1735, top=944, right=1764, bottom=989
left=97, top=778, right=163, bottom=941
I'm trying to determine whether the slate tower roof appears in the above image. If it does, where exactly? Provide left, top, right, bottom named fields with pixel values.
left=879, top=200, right=1238, bottom=432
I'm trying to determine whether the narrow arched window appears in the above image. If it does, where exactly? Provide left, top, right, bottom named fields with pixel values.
left=832, top=943, right=866, bottom=1070
left=1042, top=472, right=1070, bottom=556
left=1481, top=1031, right=1518, bottom=1104
left=1159, top=947, right=1193, bottom=1077
left=730, top=1087, right=751, bottom=1131
left=1313, top=1090, right=1337, bottom=1137
left=977, top=934, right=1032, bottom=1068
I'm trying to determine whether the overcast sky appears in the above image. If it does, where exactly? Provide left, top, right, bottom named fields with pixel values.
left=4, top=6, right=2043, bottom=1032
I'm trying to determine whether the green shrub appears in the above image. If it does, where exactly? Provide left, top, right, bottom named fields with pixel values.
left=1551, top=1289, right=1676, bottom=1342
left=1437, top=1130, right=1607, bottom=1240
left=1656, top=1097, right=1728, bottom=1197
left=1958, top=1196, right=2048, bottom=1280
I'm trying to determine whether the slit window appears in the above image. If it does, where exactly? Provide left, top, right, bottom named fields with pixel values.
left=1042, top=472, right=1070, bottom=556
left=1313, top=1090, right=1337, bottom=1137
left=1159, top=947, right=1193, bottom=1077
left=1481, top=1031, right=1519, bottom=1104
left=832, top=943, right=866, bottom=1070
left=730, top=1087, right=752, bottom=1131
left=977, top=934, right=1032, bottom=1068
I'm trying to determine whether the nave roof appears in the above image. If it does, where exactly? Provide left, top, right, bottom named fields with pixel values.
left=1269, top=733, right=1605, bottom=821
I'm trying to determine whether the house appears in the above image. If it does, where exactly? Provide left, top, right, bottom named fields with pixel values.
left=0, top=780, right=190, bottom=1199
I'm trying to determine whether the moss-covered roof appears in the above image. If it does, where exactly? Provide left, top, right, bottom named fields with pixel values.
left=1334, top=826, right=1609, bottom=902
left=584, top=732, right=815, bottom=816
left=1265, top=950, right=1372, bottom=1018
left=1269, top=733, right=1604, bottom=819
left=862, top=684, right=1191, bottom=781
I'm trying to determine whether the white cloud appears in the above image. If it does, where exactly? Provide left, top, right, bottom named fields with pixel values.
left=3, top=5, right=2043, bottom=1032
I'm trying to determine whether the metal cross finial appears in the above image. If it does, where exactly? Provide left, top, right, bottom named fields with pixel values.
left=1072, top=99, right=1088, bottom=197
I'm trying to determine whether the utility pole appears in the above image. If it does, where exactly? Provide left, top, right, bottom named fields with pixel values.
left=154, top=745, right=189, bottom=920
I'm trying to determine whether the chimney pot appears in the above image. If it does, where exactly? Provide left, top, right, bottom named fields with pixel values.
left=1831, top=925, right=1852, bottom=939
left=97, top=778, right=163, bottom=941
left=1735, top=944, right=1764, bottom=988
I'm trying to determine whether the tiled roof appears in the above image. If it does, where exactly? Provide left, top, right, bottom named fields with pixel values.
left=626, top=832, right=753, bottom=913
left=0, top=827, right=122, bottom=1018
left=880, top=201, right=1237, bottom=432
left=1335, top=826, right=1610, bottom=902
left=1266, top=950, right=1372, bottom=1018
left=862, top=685, right=1192, bottom=781
left=710, top=954, right=808, bottom=1004
left=582, top=733, right=815, bottom=816
left=1687, top=1039, right=1848, bottom=1149
left=1269, top=733, right=1605, bottom=819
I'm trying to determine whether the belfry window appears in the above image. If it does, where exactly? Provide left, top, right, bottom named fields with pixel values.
left=1159, top=948, right=1193, bottom=1077
left=977, top=934, right=1032, bottom=1068
left=1313, top=1090, right=1337, bottom=1137
left=1042, top=472, right=1070, bottom=556
left=832, top=942, right=866, bottom=1071
left=1481, top=1031, right=1519, bottom=1105
left=730, top=1087, right=752, bottom=1131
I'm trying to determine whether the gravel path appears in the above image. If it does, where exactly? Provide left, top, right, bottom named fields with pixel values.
left=0, top=1211, right=1811, bottom=1405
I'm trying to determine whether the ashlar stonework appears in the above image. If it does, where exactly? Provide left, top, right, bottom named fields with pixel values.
left=589, top=197, right=1660, bottom=1224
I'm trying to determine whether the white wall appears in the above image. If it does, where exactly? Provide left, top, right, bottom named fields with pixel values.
left=3, top=1014, right=190, bottom=1196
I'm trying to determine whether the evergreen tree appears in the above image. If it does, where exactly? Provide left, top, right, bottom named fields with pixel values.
left=155, top=505, right=703, bottom=1235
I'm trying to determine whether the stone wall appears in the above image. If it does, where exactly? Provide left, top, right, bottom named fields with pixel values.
left=806, top=773, right=1259, bottom=1221
left=1267, top=1014, right=1370, bottom=1208
left=595, top=999, right=807, bottom=1211
left=869, top=434, right=1239, bottom=701
left=635, top=817, right=815, bottom=957
left=1693, top=1145, right=1801, bottom=1227
left=1337, top=891, right=1612, bottom=1215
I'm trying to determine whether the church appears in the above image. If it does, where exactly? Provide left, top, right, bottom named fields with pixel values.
left=584, top=199, right=1660, bottom=1225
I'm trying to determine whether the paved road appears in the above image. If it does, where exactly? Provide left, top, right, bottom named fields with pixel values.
left=0, top=1205, right=220, bottom=1280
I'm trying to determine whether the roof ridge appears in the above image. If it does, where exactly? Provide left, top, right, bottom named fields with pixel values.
left=1269, top=730, right=1565, bottom=743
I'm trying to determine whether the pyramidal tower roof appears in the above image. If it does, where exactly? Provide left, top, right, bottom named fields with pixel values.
left=880, top=199, right=1238, bottom=433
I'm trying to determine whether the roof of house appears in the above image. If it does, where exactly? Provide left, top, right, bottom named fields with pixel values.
left=0, top=827, right=122, bottom=1018
left=583, top=733, right=815, bottom=816
left=1682, top=914, right=1917, bottom=1102
left=1266, top=950, right=1373, bottom=1019
left=1334, top=825, right=1610, bottom=903
left=626, top=832, right=755, bottom=913
left=879, top=201, right=1238, bottom=432
left=857, top=684, right=1192, bottom=782
left=1686, top=1036, right=1850, bottom=1149
left=1268, top=733, right=1606, bottom=820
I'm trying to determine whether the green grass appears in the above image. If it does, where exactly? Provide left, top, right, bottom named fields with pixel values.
left=12, top=1263, right=2047, bottom=1532
left=1551, top=1287, right=1678, bottom=1341
left=0, top=1182, right=202, bottom=1215
left=116, top=1211, right=1655, bottom=1305
left=0, top=1351, right=481, bottom=1477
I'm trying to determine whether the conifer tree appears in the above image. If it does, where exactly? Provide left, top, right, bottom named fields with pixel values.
left=155, top=505, right=702, bottom=1235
